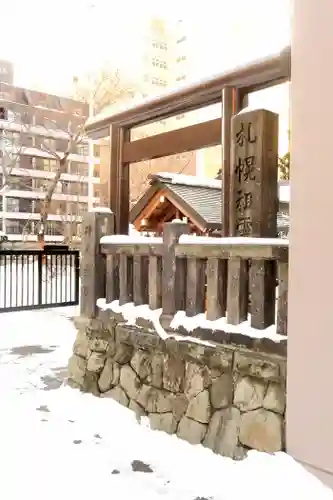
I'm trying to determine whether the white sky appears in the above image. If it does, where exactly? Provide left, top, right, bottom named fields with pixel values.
left=1, top=0, right=290, bottom=152
left=1, top=0, right=290, bottom=94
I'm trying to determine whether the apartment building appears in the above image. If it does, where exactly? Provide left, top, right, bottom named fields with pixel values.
left=0, top=61, right=100, bottom=242
left=126, top=17, right=197, bottom=198
left=0, top=60, right=14, bottom=85
left=141, top=18, right=197, bottom=95
left=137, top=18, right=221, bottom=179
left=141, top=18, right=171, bottom=96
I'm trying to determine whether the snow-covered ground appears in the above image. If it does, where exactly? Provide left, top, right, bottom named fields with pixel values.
left=0, top=307, right=332, bottom=500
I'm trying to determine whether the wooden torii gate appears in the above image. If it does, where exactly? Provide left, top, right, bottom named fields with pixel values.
left=85, top=46, right=291, bottom=237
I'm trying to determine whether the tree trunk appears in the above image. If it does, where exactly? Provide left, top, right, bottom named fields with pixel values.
left=38, top=156, right=67, bottom=249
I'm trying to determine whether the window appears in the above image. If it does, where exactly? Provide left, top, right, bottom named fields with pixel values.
left=67, top=202, right=88, bottom=215
left=43, top=138, right=57, bottom=151
left=176, top=56, right=186, bottom=63
left=69, top=162, right=88, bottom=177
left=176, top=75, right=186, bottom=82
left=7, top=110, right=20, bottom=124
left=0, top=107, right=7, bottom=120
left=2, top=131, right=20, bottom=149
left=177, top=36, right=186, bottom=44
left=176, top=114, right=185, bottom=120
left=6, top=220, right=21, bottom=234
left=6, top=198, right=20, bottom=212
left=151, top=77, right=167, bottom=87
left=40, top=159, right=57, bottom=172
left=15, top=177, right=32, bottom=191
left=152, top=41, right=168, bottom=50
left=76, top=143, right=89, bottom=156
left=20, top=156, right=34, bottom=170
left=32, top=178, right=47, bottom=192
left=46, top=221, right=63, bottom=236
left=0, top=91, right=10, bottom=100
left=152, top=58, right=167, bottom=69
left=63, top=182, right=88, bottom=197
left=93, top=145, right=100, bottom=158
left=21, top=133, right=33, bottom=147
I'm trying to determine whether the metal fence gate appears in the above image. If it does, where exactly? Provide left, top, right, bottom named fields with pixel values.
left=0, top=248, right=80, bottom=313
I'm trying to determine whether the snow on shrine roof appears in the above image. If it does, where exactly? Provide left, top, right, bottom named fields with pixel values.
left=152, top=172, right=290, bottom=204
left=151, top=172, right=222, bottom=190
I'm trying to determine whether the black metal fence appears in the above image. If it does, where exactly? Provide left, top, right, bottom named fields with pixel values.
left=0, top=248, right=80, bottom=313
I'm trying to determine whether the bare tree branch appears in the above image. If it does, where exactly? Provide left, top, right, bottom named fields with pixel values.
left=0, top=110, right=85, bottom=243
left=1, top=68, right=140, bottom=243
left=73, top=67, right=142, bottom=115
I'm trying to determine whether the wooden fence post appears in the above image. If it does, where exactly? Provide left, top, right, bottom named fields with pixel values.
left=228, top=108, right=278, bottom=328
left=186, top=257, right=206, bottom=317
left=80, top=208, right=115, bottom=318
left=149, top=256, right=162, bottom=310
left=277, top=260, right=288, bottom=335
left=162, top=221, right=190, bottom=318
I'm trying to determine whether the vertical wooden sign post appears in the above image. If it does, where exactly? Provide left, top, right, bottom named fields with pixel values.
left=80, top=209, right=115, bottom=319
left=228, top=109, right=279, bottom=328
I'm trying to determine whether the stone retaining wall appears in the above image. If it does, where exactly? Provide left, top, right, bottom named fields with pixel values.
left=68, top=310, right=286, bottom=459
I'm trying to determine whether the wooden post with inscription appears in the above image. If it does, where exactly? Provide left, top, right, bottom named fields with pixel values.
left=80, top=208, right=115, bottom=318
left=228, top=109, right=279, bottom=329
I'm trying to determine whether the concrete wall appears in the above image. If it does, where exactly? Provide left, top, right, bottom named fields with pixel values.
left=68, top=310, right=286, bottom=459
left=287, top=0, right=333, bottom=487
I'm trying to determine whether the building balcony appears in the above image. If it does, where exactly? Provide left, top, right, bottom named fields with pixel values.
left=4, top=189, right=100, bottom=204
left=4, top=233, right=65, bottom=242
left=1, top=211, right=83, bottom=223
left=1, top=142, right=100, bottom=165
left=9, top=167, right=100, bottom=184
left=19, top=146, right=100, bottom=165
left=0, top=119, right=99, bottom=162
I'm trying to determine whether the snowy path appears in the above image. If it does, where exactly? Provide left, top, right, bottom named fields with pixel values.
left=0, top=308, right=331, bottom=500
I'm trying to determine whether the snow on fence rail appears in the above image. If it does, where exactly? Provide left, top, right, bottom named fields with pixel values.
left=80, top=211, right=288, bottom=336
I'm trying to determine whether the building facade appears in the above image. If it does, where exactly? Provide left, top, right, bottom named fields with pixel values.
left=138, top=19, right=290, bottom=179
left=138, top=18, right=221, bottom=179
left=0, top=64, right=100, bottom=242
left=0, top=60, right=14, bottom=85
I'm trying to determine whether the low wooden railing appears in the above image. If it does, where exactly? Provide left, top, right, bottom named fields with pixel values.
left=80, top=211, right=288, bottom=336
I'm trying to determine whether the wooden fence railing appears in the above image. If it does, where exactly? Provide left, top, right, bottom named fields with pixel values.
left=80, top=211, right=288, bottom=336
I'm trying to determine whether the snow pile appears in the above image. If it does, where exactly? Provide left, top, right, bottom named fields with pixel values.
left=279, top=184, right=290, bottom=203
left=179, top=234, right=289, bottom=246
left=129, top=224, right=140, bottom=236
left=97, top=299, right=285, bottom=343
left=99, top=299, right=166, bottom=340
left=170, top=310, right=285, bottom=342
left=100, top=235, right=162, bottom=245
